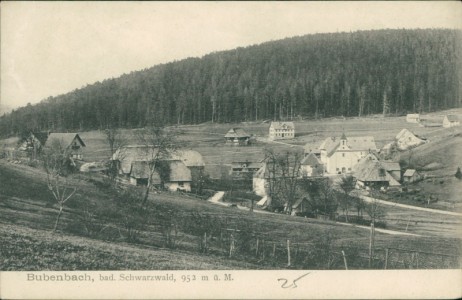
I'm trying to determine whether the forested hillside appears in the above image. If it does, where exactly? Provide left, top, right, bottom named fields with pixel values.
left=1, top=28, right=461, bottom=137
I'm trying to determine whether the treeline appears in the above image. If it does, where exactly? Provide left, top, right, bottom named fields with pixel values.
left=1, top=28, right=461, bottom=137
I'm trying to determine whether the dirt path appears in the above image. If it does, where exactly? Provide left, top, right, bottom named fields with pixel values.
left=255, top=137, right=302, bottom=148
left=207, top=191, right=227, bottom=206
left=207, top=191, right=421, bottom=235
left=337, top=222, right=421, bottom=236
left=360, top=195, right=462, bottom=216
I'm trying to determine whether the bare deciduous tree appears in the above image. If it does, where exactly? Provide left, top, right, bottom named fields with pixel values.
left=137, top=126, right=180, bottom=205
left=338, top=175, right=356, bottom=222
left=264, top=148, right=303, bottom=215
left=104, top=127, right=126, bottom=183
left=41, top=139, right=78, bottom=232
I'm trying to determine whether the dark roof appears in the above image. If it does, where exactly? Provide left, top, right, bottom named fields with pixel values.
left=225, top=128, right=250, bottom=138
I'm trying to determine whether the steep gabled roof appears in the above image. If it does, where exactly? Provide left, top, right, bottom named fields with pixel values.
left=45, top=133, right=86, bottom=148
left=270, top=122, right=294, bottom=130
left=225, top=128, right=250, bottom=138
left=396, top=129, right=419, bottom=140
left=300, top=153, right=321, bottom=166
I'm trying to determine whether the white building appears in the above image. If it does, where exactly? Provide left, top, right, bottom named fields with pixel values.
left=319, top=133, right=378, bottom=174
left=395, top=129, right=426, bottom=151
left=268, top=122, right=295, bottom=140
left=406, top=114, right=420, bottom=123
left=443, top=115, right=460, bottom=128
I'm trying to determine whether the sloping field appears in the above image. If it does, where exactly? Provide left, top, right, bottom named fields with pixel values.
left=0, top=224, right=261, bottom=271
left=1, top=161, right=461, bottom=270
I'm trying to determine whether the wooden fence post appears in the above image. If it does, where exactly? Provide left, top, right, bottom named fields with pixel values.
left=256, top=238, right=259, bottom=257
left=229, top=234, right=235, bottom=258
left=384, top=248, right=389, bottom=269
left=341, top=250, right=348, bottom=270
left=287, top=239, right=291, bottom=267
left=203, top=232, right=207, bottom=253
left=272, top=243, right=276, bottom=257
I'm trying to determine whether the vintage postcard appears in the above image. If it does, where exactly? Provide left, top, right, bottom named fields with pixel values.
left=1, top=1, right=461, bottom=299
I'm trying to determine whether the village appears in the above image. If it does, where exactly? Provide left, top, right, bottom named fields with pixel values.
left=1, top=107, right=461, bottom=272
left=1, top=110, right=461, bottom=218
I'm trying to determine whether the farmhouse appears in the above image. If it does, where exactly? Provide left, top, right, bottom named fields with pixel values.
left=112, top=145, right=202, bottom=191
left=319, top=133, right=378, bottom=174
left=171, top=149, right=205, bottom=181
left=224, top=128, right=251, bottom=145
left=300, top=153, right=324, bottom=177
left=18, top=132, right=49, bottom=159
left=442, top=115, right=460, bottom=128
left=231, top=161, right=262, bottom=179
left=44, top=133, right=86, bottom=160
left=268, top=122, right=295, bottom=141
left=406, top=114, right=420, bottom=123
left=113, top=146, right=204, bottom=172
left=352, top=156, right=401, bottom=190
left=128, top=160, right=192, bottom=191
left=395, top=129, right=426, bottom=151
left=403, top=169, right=422, bottom=184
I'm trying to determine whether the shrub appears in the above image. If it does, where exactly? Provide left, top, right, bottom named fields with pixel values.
left=455, top=167, right=462, bottom=179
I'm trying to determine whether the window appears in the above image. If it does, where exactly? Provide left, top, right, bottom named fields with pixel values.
left=336, top=168, right=339, bottom=171
left=178, top=182, right=184, bottom=187
left=348, top=168, right=351, bottom=171
left=342, top=153, right=345, bottom=157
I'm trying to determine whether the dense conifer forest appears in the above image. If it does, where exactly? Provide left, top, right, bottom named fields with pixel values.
left=1, top=28, right=461, bottom=137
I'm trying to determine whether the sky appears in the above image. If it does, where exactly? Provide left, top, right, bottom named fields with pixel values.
left=1, top=1, right=462, bottom=110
